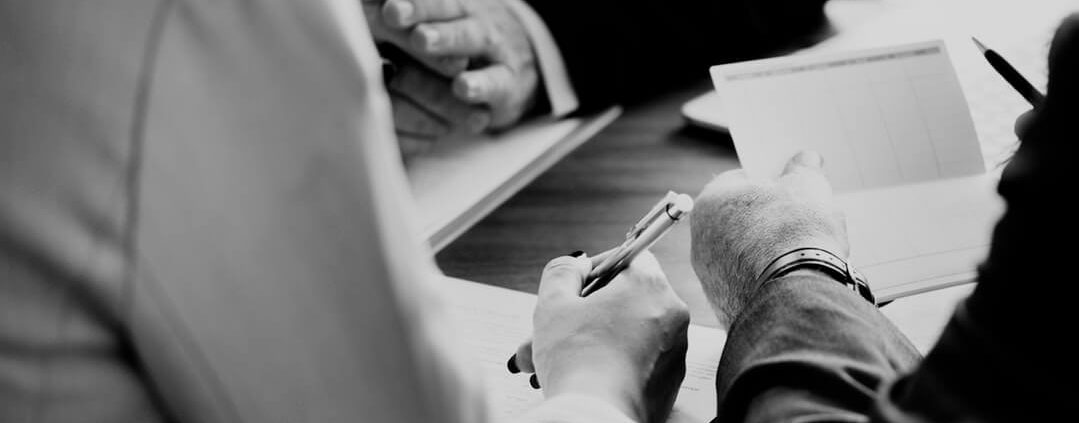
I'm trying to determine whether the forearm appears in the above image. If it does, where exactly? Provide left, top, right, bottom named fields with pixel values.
left=524, top=0, right=829, bottom=111
left=879, top=110, right=1076, bottom=421
left=717, top=272, right=920, bottom=422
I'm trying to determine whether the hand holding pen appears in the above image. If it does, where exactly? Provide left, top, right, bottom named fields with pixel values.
left=512, top=248, right=691, bottom=422
left=507, top=192, right=693, bottom=391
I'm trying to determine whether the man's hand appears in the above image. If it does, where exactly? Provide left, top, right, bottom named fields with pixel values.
left=366, top=0, right=540, bottom=130
left=385, top=57, right=493, bottom=157
left=691, top=151, right=849, bottom=327
left=520, top=252, right=689, bottom=423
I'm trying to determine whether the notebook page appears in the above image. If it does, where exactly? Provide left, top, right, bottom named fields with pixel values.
left=712, top=40, right=984, bottom=193
left=407, top=108, right=620, bottom=251
left=441, top=277, right=726, bottom=423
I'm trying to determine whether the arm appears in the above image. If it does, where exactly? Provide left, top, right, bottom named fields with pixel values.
left=690, top=152, right=922, bottom=422
left=525, top=0, right=830, bottom=112
left=877, top=15, right=1079, bottom=422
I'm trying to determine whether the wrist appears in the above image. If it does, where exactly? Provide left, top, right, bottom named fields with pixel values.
left=543, top=360, right=645, bottom=421
left=756, top=246, right=876, bottom=305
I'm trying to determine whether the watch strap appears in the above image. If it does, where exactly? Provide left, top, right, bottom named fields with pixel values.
left=755, top=247, right=877, bottom=305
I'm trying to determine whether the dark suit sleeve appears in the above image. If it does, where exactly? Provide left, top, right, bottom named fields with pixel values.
left=524, top=0, right=829, bottom=112
left=712, top=15, right=1079, bottom=423
left=876, top=15, right=1079, bottom=422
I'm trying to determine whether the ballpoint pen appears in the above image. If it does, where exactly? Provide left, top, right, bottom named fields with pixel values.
left=973, top=37, right=1045, bottom=106
left=579, top=192, right=695, bottom=296
left=507, top=191, right=695, bottom=384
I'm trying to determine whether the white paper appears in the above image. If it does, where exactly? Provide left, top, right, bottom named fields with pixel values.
left=712, top=40, right=985, bottom=193
left=406, top=108, right=620, bottom=251
left=710, top=40, right=1011, bottom=300
left=441, top=277, right=726, bottom=423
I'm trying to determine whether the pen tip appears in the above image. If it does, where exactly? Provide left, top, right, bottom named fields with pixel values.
left=971, top=36, right=988, bottom=53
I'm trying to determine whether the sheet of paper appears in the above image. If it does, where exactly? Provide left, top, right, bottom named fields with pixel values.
left=710, top=39, right=1011, bottom=300
left=838, top=174, right=1002, bottom=301
left=441, top=277, right=726, bottom=423
left=798, top=0, right=1069, bottom=167
left=712, top=40, right=985, bottom=192
left=407, top=108, right=621, bottom=251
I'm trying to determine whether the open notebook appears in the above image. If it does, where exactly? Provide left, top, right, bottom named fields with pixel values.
left=710, top=40, right=1005, bottom=302
left=696, top=0, right=1075, bottom=301
left=442, top=277, right=726, bottom=423
left=407, top=108, right=621, bottom=251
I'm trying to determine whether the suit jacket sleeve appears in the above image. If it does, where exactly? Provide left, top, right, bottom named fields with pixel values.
left=876, top=16, right=1079, bottom=422
left=524, top=0, right=829, bottom=112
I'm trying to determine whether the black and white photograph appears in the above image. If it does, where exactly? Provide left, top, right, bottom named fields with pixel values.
left=2, top=0, right=1076, bottom=421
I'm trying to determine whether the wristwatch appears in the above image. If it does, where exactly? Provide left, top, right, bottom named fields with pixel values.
left=755, top=247, right=877, bottom=305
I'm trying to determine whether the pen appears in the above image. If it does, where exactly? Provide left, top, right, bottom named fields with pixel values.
left=580, top=192, right=695, bottom=296
left=973, top=37, right=1045, bottom=106
left=506, top=192, right=695, bottom=385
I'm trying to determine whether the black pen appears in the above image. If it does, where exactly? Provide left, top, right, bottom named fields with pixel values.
left=972, top=37, right=1045, bottom=106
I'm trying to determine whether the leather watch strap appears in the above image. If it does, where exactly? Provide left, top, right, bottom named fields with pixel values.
left=755, top=247, right=877, bottom=305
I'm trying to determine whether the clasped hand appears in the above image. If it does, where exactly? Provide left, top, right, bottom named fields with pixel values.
left=364, top=0, right=539, bottom=156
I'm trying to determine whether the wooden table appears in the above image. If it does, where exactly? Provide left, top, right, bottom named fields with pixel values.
left=437, top=79, right=738, bottom=328
left=434, top=0, right=979, bottom=339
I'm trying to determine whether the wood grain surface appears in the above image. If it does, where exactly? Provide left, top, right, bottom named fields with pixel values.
left=436, top=80, right=739, bottom=328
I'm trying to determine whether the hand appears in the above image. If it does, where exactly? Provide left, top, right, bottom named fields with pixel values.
left=370, top=0, right=541, bottom=129
left=384, top=56, right=493, bottom=158
left=690, top=151, right=848, bottom=327
left=519, top=252, right=690, bottom=423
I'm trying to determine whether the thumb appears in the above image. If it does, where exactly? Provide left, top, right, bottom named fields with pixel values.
left=537, top=253, right=591, bottom=301
left=781, top=150, right=824, bottom=176
left=779, top=150, right=833, bottom=200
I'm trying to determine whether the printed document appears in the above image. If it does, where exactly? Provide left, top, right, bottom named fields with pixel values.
left=711, top=42, right=1004, bottom=300
left=442, top=277, right=726, bottom=423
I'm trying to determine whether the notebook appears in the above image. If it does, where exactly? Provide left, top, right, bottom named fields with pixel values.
left=407, top=107, right=621, bottom=251
left=710, top=40, right=1005, bottom=302
left=442, top=277, right=726, bottom=423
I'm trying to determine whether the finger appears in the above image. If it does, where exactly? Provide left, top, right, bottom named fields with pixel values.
left=397, top=133, right=436, bottom=158
left=453, top=65, right=515, bottom=106
left=609, top=250, right=666, bottom=293
left=589, top=247, right=620, bottom=269
left=511, top=341, right=535, bottom=374
left=390, top=91, right=451, bottom=138
left=781, top=150, right=824, bottom=175
left=1014, top=109, right=1036, bottom=140
left=537, top=254, right=591, bottom=301
left=388, top=63, right=492, bottom=134
left=412, top=20, right=490, bottom=57
left=454, top=65, right=533, bottom=128
left=382, top=0, right=466, bottom=29
left=779, top=150, right=832, bottom=201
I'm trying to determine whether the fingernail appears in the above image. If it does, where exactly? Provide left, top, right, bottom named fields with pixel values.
left=507, top=355, right=520, bottom=374
left=795, top=150, right=823, bottom=168
left=464, top=78, right=481, bottom=99
left=529, top=374, right=541, bottom=389
left=419, top=26, right=439, bottom=50
left=568, top=250, right=584, bottom=258
left=392, top=1, right=414, bottom=26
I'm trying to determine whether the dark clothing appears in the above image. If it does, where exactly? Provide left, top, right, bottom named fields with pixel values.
left=524, top=0, right=829, bottom=113
left=714, top=15, right=1079, bottom=423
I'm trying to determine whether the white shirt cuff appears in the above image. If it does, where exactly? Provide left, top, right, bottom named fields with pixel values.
left=518, top=394, right=638, bottom=423
left=504, top=0, right=579, bottom=117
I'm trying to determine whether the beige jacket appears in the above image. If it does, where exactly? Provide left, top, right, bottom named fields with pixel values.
left=0, top=1, right=631, bottom=422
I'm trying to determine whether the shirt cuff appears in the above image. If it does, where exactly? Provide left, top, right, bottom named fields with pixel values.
left=518, top=394, right=638, bottom=423
left=503, top=0, right=579, bottom=117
